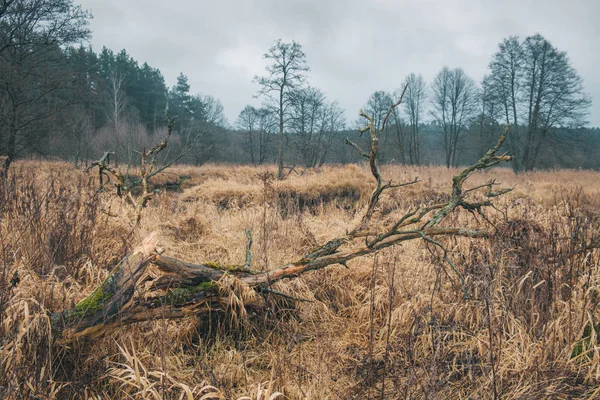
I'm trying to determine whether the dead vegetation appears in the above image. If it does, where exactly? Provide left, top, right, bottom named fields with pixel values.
left=0, top=158, right=600, bottom=399
left=46, top=95, right=518, bottom=344
left=1, top=154, right=600, bottom=398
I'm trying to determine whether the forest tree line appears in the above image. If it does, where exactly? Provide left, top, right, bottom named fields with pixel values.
left=0, top=0, right=596, bottom=174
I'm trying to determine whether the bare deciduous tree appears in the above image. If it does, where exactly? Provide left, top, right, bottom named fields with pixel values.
left=431, top=67, right=479, bottom=168
left=362, top=91, right=395, bottom=162
left=402, top=73, right=426, bottom=164
left=196, top=94, right=227, bottom=128
left=256, top=107, right=276, bottom=164
left=65, top=106, right=94, bottom=167
left=51, top=86, right=513, bottom=343
left=236, top=105, right=260, bottom=164
left=289, top=87, right=345, bottom=168
left=87, top=114, right=179, bottom=226
left=236, top=105, right=277, bottom=165
left=483, top=37, right=523, bottom=170
left=0, top=0, right=15, bottom=21
left=106, top=71, right=128, bottom=132
left=478, top=75, right=503, bottom=158
left=254, top=39, right=309, bottom=179
left=484, top=34, right=590, bottom=172
left=318, top=101, right=346, bottom=167
left=363, top=91, right=394, bottom=133
left=104, top=70, right=135, bottom=166
left=388, top=99, right=406, bottom=164
left=0, top=0, right=91, bottom=170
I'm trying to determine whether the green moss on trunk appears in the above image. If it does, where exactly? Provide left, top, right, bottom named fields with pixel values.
left=204, top=262, right=248, bottom=273
left=73, top=275, right=116, bottom=317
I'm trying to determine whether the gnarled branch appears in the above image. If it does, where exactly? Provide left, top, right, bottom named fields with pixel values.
left=52, top=103, right=513, bottom=343
left=87, top=113, right=179, bottom=226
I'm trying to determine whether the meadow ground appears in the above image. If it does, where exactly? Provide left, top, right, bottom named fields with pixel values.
left=1, top=161, right=600, bottom=399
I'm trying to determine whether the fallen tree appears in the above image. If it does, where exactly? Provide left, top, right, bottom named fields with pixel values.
left=52, top=88, right=512, bottom=343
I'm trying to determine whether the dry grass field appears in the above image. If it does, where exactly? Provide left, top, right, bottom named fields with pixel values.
left=1, top=161, right=600, bottom=399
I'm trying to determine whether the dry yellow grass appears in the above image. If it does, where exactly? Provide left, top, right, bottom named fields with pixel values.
left=1, top=161, right=599, bottom=399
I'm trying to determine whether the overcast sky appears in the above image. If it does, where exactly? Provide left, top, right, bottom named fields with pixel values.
left=78, top=0, right=600, bottom=127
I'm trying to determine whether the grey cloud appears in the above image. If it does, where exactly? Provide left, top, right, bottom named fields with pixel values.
left=79, top=0, right=600, bottom=126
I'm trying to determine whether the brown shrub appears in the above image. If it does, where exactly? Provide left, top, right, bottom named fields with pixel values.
left=1, top=161, right=600, bottom=399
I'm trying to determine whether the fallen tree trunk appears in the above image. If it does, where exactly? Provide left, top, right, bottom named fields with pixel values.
left=51, top=227, right=490, bottom=343
left=50, top=98, right=513, bottom=343
left=51, top=234, right=160, bottom=342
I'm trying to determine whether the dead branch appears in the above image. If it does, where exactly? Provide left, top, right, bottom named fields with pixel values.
left=244, top=228, right=253, bottom=269
left=345, top=138, right=369, bottom=158
left=87, top=114, right=178, bottom=226
left=423, top=126, right=512, bottom=230
left=51, top=224, right=493, bottom=343
left=347, top=84, right=419, bottom=236
left=51, top=234, right=160, bottom=342
left=51, top=100, right=513, bottom=343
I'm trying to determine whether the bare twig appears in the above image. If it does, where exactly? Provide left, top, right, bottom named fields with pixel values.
left=51, top=99, right=514, bottom=342
left=244, top=228, right=253, bottom=270
left=87, top=114, right=179, bottom=225
left=345, top=138, right=369, bottom=158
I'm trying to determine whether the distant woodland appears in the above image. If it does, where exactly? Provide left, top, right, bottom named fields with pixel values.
left=0, top=0, right=597, bottom=173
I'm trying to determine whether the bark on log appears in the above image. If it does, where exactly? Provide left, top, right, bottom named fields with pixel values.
left=51, top=234, right=159, bottom=342
left=50, top=227, right=491, bottom=343
left=50, top=112, right=512, bottom=343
